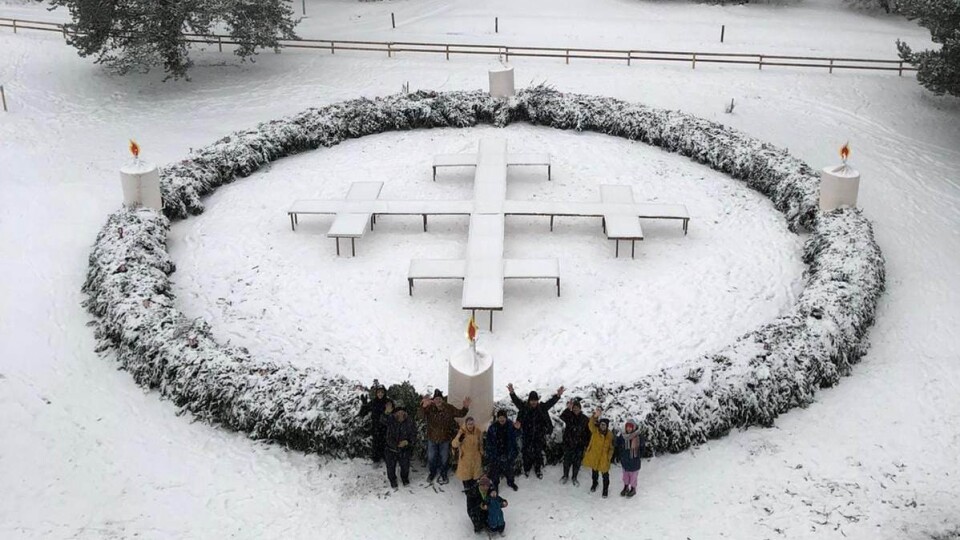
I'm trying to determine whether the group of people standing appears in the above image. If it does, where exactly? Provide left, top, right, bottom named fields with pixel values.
left=358, top=382, right=646, bottom=535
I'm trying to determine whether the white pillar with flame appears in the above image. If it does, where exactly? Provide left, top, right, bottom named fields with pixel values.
left=820, top=142, right=861, bottom=213
left=447, top=315, right=495, bottom=430
left=120, top=140, right=163, bottom=211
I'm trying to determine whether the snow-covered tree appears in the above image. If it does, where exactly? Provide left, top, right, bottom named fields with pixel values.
left=896, top=0, right=960, bottom=97
left=50, top=0, right=299, bottom=80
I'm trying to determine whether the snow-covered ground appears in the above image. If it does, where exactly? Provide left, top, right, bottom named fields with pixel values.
left=2, top=0, right=959, bottom=539
left=167, top=125, right=805, bottom=388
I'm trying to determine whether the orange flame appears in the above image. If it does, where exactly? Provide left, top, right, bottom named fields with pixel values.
left=840, top=141, right=850, bottom=162
left=129, top=139, right=140, bottom=159
left=466, top=315, right=478, bottom=342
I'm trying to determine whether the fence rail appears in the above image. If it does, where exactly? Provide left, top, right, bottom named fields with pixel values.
left=0, top=16, right=916, bottom=75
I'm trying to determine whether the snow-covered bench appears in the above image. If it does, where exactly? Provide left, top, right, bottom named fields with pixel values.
left=601, top=185, right=644, bottom=258
left=432, top=152, right=551, bottom=180
left=408, top=257, right=560, bottom=329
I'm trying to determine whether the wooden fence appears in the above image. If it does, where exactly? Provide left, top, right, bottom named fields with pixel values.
left=0, top=16, right=916, bottom=75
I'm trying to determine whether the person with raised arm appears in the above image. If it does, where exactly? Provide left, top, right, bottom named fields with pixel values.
left=380, top=401, right=417, bottom=489
left=506, top=382, right=564, bottom=479
left=559, top=397, right=590, bottom=486
left=582, top=407, right=615, bottom=498
left=419, top=389, right=470, bottom=485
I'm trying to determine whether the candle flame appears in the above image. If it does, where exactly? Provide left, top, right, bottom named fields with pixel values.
left=466, top=315, right=478, bottom=343
left=840, top=141, right=850, bottom=162
left=129, top=139, right=140, bottom=159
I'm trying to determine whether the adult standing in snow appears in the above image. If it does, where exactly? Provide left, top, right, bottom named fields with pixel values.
left=559, top=398, right=591, bottom=486
left=485, top=409, right=520, bottom=491
left=464, top=475, right=492, bottom=533
left=615, top=418, right=644, bottom=498
left=419, top=389, right=470, bottom=484
left=451, top=416, right=484, bottom=488
left=582, top=408, right=615, bottom=498
left=507, top=383, right=564, bottom=479
left=381, top=402, right=417, bottom=489
left=358, top=383, right=390, bottom=465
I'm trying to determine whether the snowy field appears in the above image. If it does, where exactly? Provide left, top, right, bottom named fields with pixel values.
left=2, top=0, right=960, bottom=539
left=167, top=125, right=804, bottom=388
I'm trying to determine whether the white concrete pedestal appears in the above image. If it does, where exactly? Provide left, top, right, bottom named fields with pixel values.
left=120, top=161, right=162, bottom=211
left=448, top=347, right=494, bottom=429
left=488, top=66, right=515, bottom=98
left=819, top=164, right=860, bottom=213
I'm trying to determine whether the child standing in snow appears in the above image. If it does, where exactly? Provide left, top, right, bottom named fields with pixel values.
left=615, top=418, right=644, bottom=498
left=482, top=486, right=508, bottom=535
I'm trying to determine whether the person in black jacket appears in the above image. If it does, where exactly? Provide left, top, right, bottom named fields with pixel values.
left=485, top=410, right=520, bottom=491
left=559, top=397, right=590, bottom=486
left=358, top=383, right=390, bottom=464
left=380, top=402, right=417, bottom=489
left=507, top=383, right=565, bottom=479
left=464, top=475, right=492, bottom=533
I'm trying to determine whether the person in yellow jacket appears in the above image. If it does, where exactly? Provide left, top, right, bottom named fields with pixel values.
left=581, top=408, right=615, bottom=498
left=451, top=417, right=485, bottom=488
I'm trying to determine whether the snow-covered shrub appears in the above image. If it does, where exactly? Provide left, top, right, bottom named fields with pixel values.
left=84, top=87, right=884, bottom=461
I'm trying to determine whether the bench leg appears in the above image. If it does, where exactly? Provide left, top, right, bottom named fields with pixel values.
left=433, top=166, right=437, bottom=181
left=683, top=219, right=689, bottom=236
left=423, top=214, right=427, bottom=232
left=550, top=215, right=554, bottom=231
left=408, top=278, right=413, bottom=296
left=602, top=217, right=606, bottom=234
left=632, top=240, right=636, bottom=259
left=556, top=278, right=561, bottom=297
left=548, top=164, right=552, bottom=181
left=615, top=239, right=619, bottom=257
left=371, top=214, right=375, bottom=231
left=335, top=238, right=340, bottom=256
left=290, top=214, right=295, bottom=231
left=295, top=214, right=298, bottom=227
left=351, top=238, right=356, bottom=257
left=489, top=311, right=494, bottom=332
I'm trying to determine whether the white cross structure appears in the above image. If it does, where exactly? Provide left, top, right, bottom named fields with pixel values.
left=287, top=137, right=690, bottom=330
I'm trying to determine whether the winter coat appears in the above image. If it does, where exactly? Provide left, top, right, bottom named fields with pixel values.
left=381, top=413, right=417, bottom=453
left=510, top=392, right=561, bottom=448
left=559, top=409, right=591, bottom=452
left=485, top=496, right=507, bottom=529
left=485, top=421, right=520, bottom=464
left=465, top=484, right=488, bottom=530
left=359, top=395, right=389, bottom=434
left=615, top=433, right=644, bottom=472
left=419, top=401, right=468, bottom=443
left=451, top=426, right=484, bottom=481
left=581, top=417, right=615, bottom=473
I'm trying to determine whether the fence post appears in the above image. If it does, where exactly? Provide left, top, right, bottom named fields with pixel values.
left=391, top=13, right=396, bottom=29
left=302, top=0, right=306, bottom=16
left=566, top=49, right=570, bottom=65
left=218, top=35, right=222, bottom=53
left=626, top=51, right=631, bottom=66
left=12, top=19, right=16, bottom=34
left=692, top=52, right=697, bottom=69
left=62, top=24, right=67, bottom=41
left=1, top=85, right=7, bottom=113
left=505, top=46, right=510, bottom=62
left=898, top=60, right=903, bottom=76
left=758, top=54, right=763, bottom=70
left=829, top=58, right=834, bottom=74
left=445, top=44, right=450, bottom=60
left=721, top=25, right=725, bottom=43
left=387, top=42, right=392, bottom=58
left=495, top=17, right=498, bottom=33
left=330, top=41, right=335, bottom=54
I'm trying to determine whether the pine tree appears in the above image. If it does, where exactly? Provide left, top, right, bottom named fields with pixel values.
left=896, top=0, right=960, bottom=97
left=50, top=0, right=299, bottom=80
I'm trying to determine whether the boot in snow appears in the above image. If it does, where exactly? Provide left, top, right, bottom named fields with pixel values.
left=620, top=486, right=629, bottom=497
left=626, top=487, right=637, bottom=498
left=560, top=475, right=569, bottom=484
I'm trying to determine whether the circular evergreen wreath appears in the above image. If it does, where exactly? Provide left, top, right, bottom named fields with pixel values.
left=82, top=86, right=884, bottom=459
